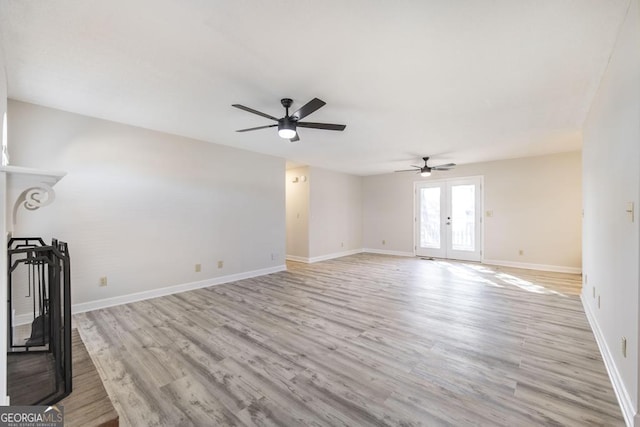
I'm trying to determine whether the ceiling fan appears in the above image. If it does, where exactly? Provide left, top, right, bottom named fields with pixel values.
left=395, top=157, right=456, bottom=177
left=232, top=98, right=346, bottom=142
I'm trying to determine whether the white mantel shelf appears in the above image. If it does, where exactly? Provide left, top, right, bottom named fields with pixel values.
left=0, top=165, right=66, bottom=182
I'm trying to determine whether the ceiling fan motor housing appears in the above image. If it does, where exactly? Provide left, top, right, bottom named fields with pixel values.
left=278, top=117, right=297, bottom=133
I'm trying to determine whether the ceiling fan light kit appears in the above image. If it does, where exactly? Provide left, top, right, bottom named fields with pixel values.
left=233, top=97, right=346, bottom=142
left=277, top=119, right=296, bottom=139
left=278, top=129, right=296, bottom=139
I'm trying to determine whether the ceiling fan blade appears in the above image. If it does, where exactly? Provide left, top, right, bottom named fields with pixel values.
left=297, top=122, right=346, bottom=131
left=395, top=169, right=420, bottom=172
left=432, top=163, right=456, bottom=170
left=232, top=104, right=279, bottom=121
left=410, top=165, right=422, bottom=168
left=289, top=133, right=300, bottom=142
left=291, top=98, right=326, bottom=120
left=236, top=124, right=278, bottom=132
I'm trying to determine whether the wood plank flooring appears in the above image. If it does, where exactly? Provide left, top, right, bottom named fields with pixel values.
left=60, top=329, right=119, bottom=427
left=7, top=352, right=57, bottom=405
left=74, top=254, right=624, bottom=426
left=8, top=329, right=119, bottom=426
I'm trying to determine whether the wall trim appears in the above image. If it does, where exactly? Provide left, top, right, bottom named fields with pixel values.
left=14, top=311, right=33, bottom=327
left=69, top=264, right=286, bottom=315
left=308, top=248, right=363, bottom=263
left=290, top=251, right=581, bottom=274
left=482, top=259, right=582, bottom=274
left=286, top=249, right=363, bottom=264
left=362, top=248, right=415, bottom=257
left=582, top=293, right=636, bottom=426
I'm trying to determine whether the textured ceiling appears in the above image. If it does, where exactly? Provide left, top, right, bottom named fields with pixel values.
left=0, top=0, right=630, bottom=175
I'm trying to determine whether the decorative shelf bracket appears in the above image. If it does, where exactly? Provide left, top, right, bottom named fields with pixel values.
left=12, top=183, right=56, bottom=225
left=1, top=165, right=66, bottom=230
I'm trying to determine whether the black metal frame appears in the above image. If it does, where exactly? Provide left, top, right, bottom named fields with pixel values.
left=7, top=237, right=72, bottom=405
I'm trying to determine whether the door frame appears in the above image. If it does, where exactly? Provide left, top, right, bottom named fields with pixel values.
left=413, top=175, right=485, bottom=262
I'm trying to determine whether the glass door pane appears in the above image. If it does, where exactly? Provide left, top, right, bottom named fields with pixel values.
left=450, top=184, right=475, bottom=251
left=420, top=187, right=441, bottom=249
left=416, top=177, right=481, bottom=261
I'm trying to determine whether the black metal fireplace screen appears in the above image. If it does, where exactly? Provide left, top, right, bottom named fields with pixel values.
left=7, top=237, right=71, bottom=405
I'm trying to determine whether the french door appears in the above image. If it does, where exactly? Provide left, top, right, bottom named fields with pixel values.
left=415, top=177, right=482, bottom=261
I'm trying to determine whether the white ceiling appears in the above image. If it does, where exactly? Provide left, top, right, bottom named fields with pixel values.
left=0, top=0, right=630, bottom=175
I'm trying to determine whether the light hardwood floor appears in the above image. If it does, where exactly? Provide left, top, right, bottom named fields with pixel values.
left=60, top=329, right=119, bottom=427
left=75, top=254, right=624, bottom=426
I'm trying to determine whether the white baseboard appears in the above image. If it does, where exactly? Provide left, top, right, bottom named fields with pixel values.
left=0, top=396, right=9, bottom=406
left=71, top=264, right=286, bottom=315
left=308, top=249, right=362, bottom=263
left=289, top=250, right=581, bottom=276
left=362, top=248, right=414, bottom=257
left=14, top=312, right=33, bottom=326
left=581, top=294, right=635, bottom=426
left=287, top=249, right=363, bottom=264
left=483, top=259, right=582, bottom=274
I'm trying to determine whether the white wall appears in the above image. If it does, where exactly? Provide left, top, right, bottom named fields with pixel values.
left=0, top=17, right=9, bottom=405
left=8, top=100, right=286, bottom=309
left=285, top=166, right=363, bottom=263
left=582, top=0, right=640, bottom=424
left=285, top=166, right=310, bottom=259
left=0, top=36, right=5, bottom=130
left=308, top=167, right=363, bottom=260
left=363, top=151, right=582, bottom=271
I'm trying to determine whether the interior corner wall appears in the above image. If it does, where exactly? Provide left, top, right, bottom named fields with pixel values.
left=0, top=19, right=9, bottom=405
left=581, top=0, right=640, bottom=424
left=0, top=45, right=5, bottom=123
left=362, top=151, right=582, bottom=271
left=308, top=167, right=363, bottom=260
left=7, top=100, right=286, bottom=309
left=286, top=167, right=310, bottom=259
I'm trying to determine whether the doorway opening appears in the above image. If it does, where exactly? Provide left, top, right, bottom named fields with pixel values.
left=415, top=176, right=483, bottom=261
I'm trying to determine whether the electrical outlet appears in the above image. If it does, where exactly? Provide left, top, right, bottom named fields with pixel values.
left=195, top=263, right=201, bottom=272
left=271, top=253, right=277, bottom=261
left=341, top=242, right=344, bottom=247
left=518, top=249, right=524, bottom=256
left=622, top=337, right=627, bottom=357
left=382, top=240, right=386, bottom=245
left=592, top=286, right=595, bottom=298
left=218, top=260, right=224, bottom=269
left=598, top=295, right=601, bottom=308
left=99, top=276, right=108, bottom=287
left=584, top=274, right=588, bottom=284
left=626, top=202, right=635, bottom=222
